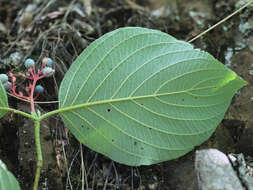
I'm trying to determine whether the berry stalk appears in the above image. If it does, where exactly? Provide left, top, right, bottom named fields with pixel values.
left=1, top=57, right=55, bottom=113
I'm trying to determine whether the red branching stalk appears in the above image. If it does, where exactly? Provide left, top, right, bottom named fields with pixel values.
left=8, top=60, right=55, bottom=113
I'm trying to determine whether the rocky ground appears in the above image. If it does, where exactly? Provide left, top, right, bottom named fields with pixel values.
left=0, top=0, right=253, bottom=189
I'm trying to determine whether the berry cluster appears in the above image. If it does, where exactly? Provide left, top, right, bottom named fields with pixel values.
left=0, top=73, right=10, bottom=90
left=0, top=57, right=55, bottom=112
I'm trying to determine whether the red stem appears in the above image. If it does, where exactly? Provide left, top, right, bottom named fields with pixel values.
left=29, top=76, right=39, bottom=113
left=9, top=61, right=54, bottom=113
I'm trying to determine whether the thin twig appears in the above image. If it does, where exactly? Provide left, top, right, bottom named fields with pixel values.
left=81, top=0, right=92, bottom=16
left=66, top=148, right=80, bottom=190
left=103, top=162, right=113, bottom=190
left=131, top=167, right=134, bottom=190
left=80, top=143, right=89, bottom=190
left=112, top=162, right=119, bottom=188
left=188, top=0, right=253, bottom=43
left=63, top=0, right=77, bottom=23
left=124, top=0, right=145, bottom=10
left=7, top=92, right=59, bottom=104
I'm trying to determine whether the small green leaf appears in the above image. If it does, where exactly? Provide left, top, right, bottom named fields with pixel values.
left=0, top=83, right=9, bottom=118
left=0, top=160, right=21, bottom=190
left=59, top=27, right=247, bottom=166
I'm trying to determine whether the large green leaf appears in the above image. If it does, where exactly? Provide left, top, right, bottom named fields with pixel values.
left=59, top=27, right=247, bottom=166
left=0, top=83, right=8, bottom=118
left=0, top=160, right=21, bottom=190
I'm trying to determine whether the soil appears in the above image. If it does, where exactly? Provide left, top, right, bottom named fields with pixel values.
left=0, top=0, right=253, bottom=190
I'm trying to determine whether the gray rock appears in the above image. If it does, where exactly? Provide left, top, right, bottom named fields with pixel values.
left=195, top=149, right=244, bottom=190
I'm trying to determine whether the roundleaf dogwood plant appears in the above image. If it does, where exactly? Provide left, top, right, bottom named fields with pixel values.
left=0, top=27, right=247, bottom=190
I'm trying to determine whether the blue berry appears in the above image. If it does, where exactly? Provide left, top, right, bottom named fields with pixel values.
left=42, top=67, right=54, bottom=77
left=0, top=74, right=8, bottom=83
left=43, top=57, right=53, bottom=67
left=34, top=85, right=44, bottom=93
left=3, top=81, right=11, bottom=91
left=24, top=58, right=35, bottom=68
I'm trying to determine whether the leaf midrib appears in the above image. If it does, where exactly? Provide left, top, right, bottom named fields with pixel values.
left=42, top=85, right=221, bottom=121
left=59, top=86, right=215, bottom=110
